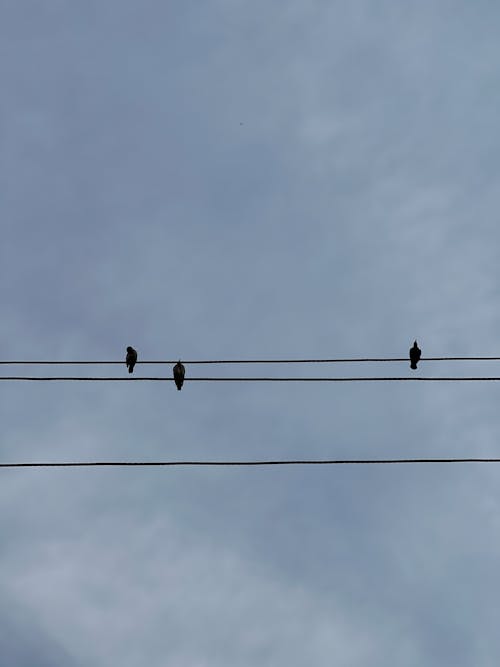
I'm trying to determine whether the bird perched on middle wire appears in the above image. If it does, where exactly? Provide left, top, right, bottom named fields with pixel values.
left=409, top=340, right=421, bottom=370
left=173, top=360, right=185, bottom=390
left=126, top=346, right=137, bottom=374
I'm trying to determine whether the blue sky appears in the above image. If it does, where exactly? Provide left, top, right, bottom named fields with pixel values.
left=2, top=1, right=500, bottom=665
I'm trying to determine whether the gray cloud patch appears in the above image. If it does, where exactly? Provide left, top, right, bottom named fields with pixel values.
left=0, top=597, right=81, bottom=666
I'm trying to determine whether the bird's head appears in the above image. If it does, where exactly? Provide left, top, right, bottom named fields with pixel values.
left=127, top=346, right=134, bottom=353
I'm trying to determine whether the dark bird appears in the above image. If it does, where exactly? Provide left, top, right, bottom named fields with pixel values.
left=173, top=360, right=185, bottom=390
left=126, top=346, right=137, bottom=374
left=409, top=340, right=421, bottom=370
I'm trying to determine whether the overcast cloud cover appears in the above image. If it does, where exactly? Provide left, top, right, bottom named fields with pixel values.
left=2, top=1, right=500, bottom=665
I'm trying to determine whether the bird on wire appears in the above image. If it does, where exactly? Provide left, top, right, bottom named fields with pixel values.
left=126, top=346, right=138, bottom=374
left=173, top=360, right=185, bottom=390
left=409, top=340, right=421, bottom=370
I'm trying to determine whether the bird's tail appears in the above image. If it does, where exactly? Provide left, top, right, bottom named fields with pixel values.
left=410, top=362, right=417, bottom=370
left=128, top=366, right=133, bottom=374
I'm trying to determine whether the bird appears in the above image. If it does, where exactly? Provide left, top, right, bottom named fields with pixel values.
left=173, top=360, right=185, bottom=390
left=409, top=340, right=421, bottom=370
left=126, top=346, right=137, bottom=374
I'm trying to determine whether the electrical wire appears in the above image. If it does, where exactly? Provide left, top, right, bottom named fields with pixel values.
left=1, top=357, right=500, bottom=365
left=1, top=458, right=500, bottom=468
left=2, top=376, right=500, bottom=382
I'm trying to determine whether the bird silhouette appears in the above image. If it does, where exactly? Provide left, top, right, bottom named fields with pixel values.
left=173, top=360, right=185, bottom=390
left=126, top=346, right=137, bottom=374
left=409, top=340, right=421, bottom=370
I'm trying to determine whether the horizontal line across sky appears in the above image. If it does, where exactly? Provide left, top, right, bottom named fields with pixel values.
left=1, top=458, right=500, bottom=468
left=1, top=356, right=500, bottom=365
left=1, top=376, right=500, bottom=382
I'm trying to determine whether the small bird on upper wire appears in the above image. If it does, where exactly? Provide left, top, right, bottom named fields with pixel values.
left=126, top=346, right=138, bottom=374
left=173, top=360, right=185, bottom=390
left=409, top=340, right=421, bottom=370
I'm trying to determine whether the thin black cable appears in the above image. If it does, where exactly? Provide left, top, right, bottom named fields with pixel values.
left=3, top=376, right=500, bottom=382
left=2, top=357, right=500, bottom=365
left=1, top=458, right=500, bottom=468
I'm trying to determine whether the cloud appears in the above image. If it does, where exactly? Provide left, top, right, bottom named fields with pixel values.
left=3, top=0, right=500, bottom=665
left=0, top=595, right=81, bottom=667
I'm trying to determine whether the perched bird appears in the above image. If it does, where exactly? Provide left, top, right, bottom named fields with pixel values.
left=126, top=346, right=137, bottom=374
left=173, top=360, right=185, bottom=390
left=409, top=340, right=421, bottom=370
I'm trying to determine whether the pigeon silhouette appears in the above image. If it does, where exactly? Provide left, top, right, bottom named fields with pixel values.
left=173, top=360, right=185, bottom=390
left=126, top=346, right=137, bottom=374
left=409, top=340, right=421, bottom=370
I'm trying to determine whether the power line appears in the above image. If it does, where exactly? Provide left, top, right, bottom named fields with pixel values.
left=1, top=458, right=500, bottom=468
left=1, top=356, right=500, bottom=365
left=2, top=376, right=500, bottom=382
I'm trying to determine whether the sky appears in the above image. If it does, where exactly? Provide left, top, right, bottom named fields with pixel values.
left=2, top=1, right=500, bottom=665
